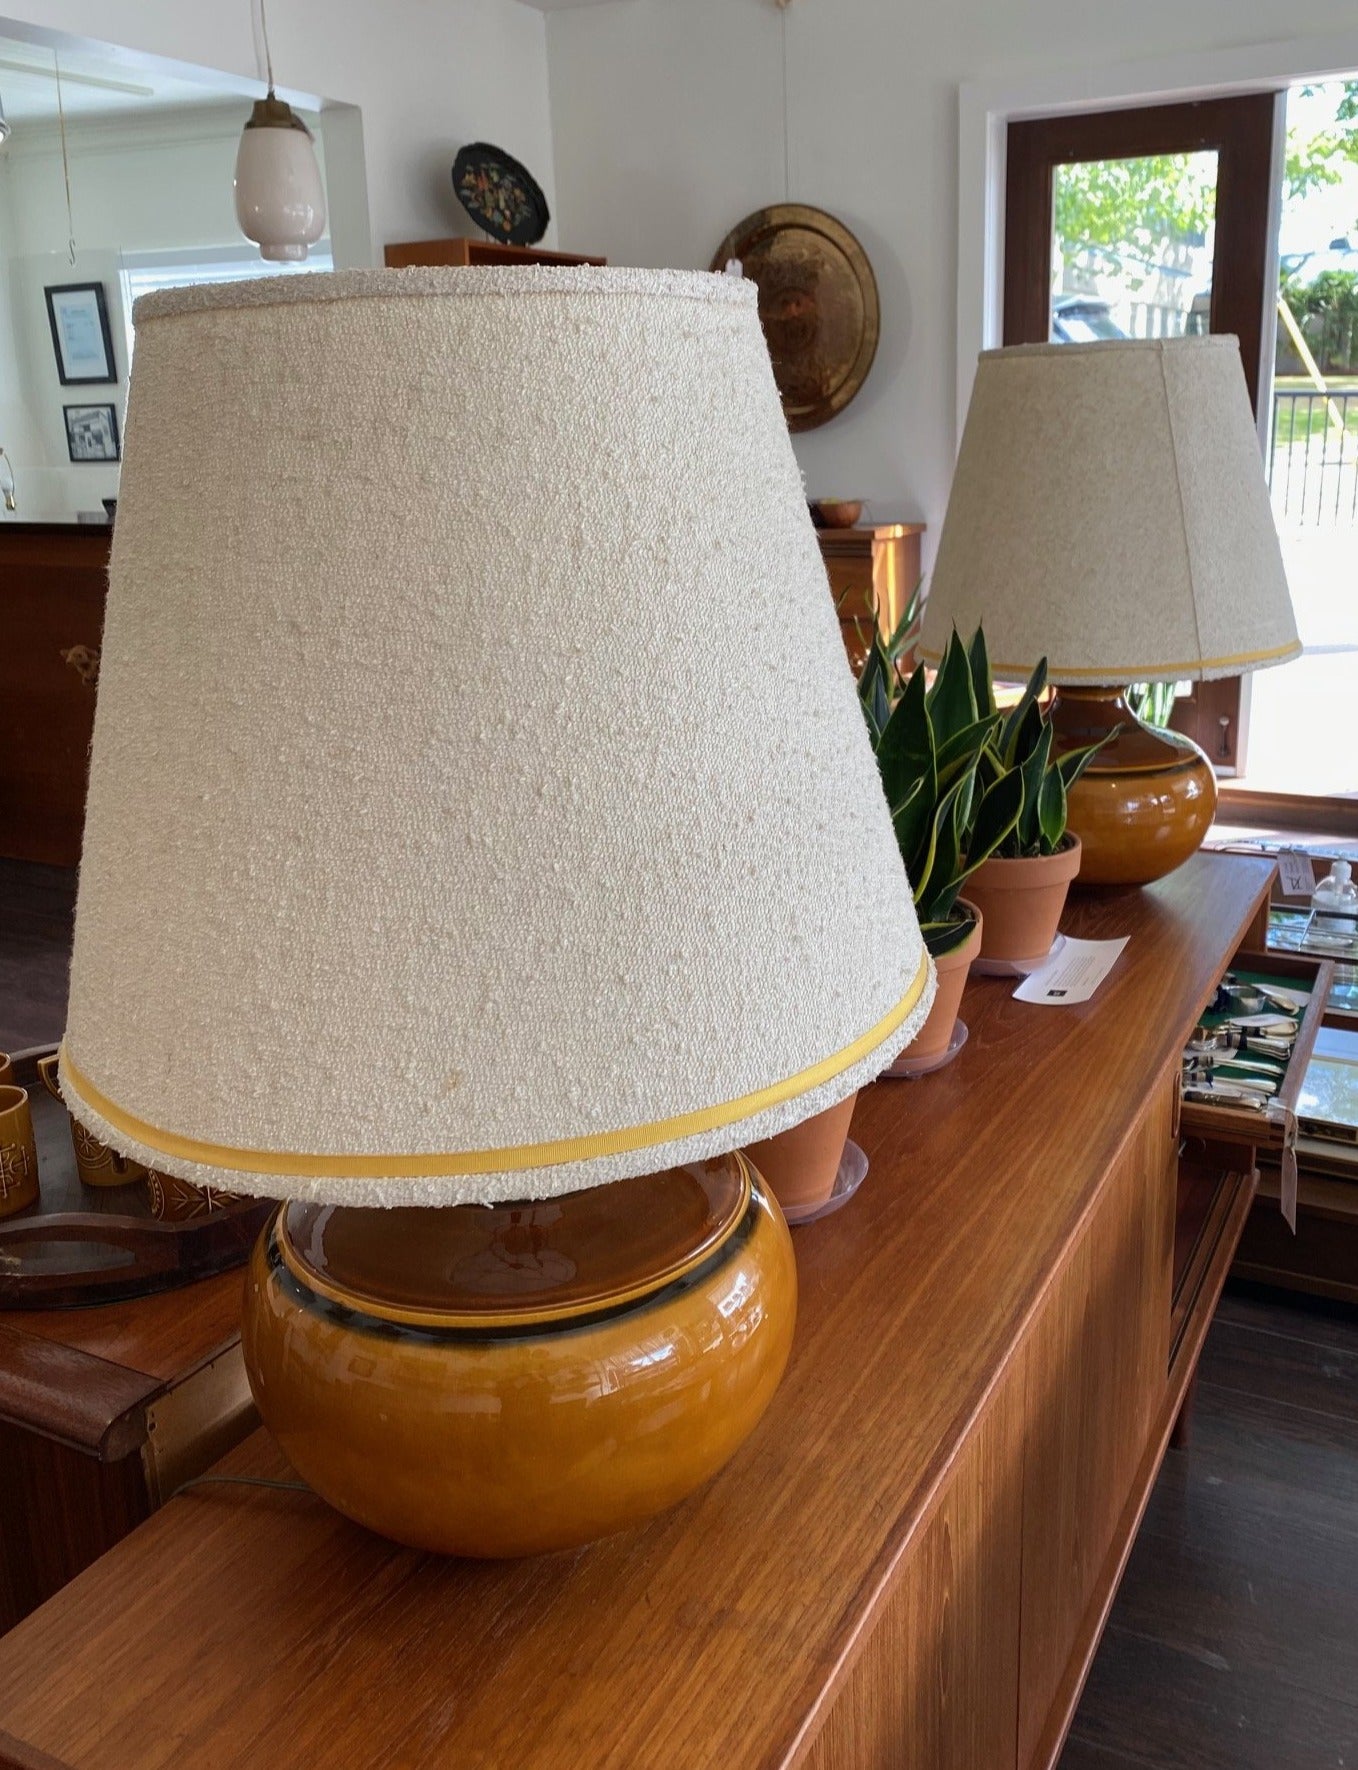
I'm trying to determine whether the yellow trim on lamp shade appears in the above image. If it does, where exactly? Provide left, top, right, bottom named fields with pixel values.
left=915, top=637, right=1303, bottom=680
left=59, top=952, right=928, bottom=1184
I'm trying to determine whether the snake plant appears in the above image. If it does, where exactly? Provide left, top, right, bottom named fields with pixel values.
left=967, top=637, right=1113, bottom=860
left=859, top=619, right=1022, bottom=958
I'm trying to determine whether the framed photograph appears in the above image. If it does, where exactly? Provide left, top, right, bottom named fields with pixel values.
left=44, top=283, right=117, bottom=385
left=64, top=403, right=121, bottom=463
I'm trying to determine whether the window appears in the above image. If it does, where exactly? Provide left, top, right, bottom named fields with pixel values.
left=117, top=242, right=335, bottom=363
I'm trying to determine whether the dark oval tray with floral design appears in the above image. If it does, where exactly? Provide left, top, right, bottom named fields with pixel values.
left=0, top=1046, right=272, bottom=1309
left=452, top=141, right=550, bottom=247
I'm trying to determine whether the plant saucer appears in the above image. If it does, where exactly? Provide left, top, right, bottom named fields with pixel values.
left=782, top=1140, right=869, bottom=1226
left=884, top=1017, right=968, bottom=1079
left=971, top=933, right=1067, bottom=979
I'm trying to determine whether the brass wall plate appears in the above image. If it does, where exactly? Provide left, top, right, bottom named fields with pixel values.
left=712, top=204, right=880, bottom=432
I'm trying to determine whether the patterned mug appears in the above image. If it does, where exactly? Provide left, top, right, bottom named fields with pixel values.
left=36, top=1054, right=146, bottom=1189
left=0, top=1084, right=39, bottom=1218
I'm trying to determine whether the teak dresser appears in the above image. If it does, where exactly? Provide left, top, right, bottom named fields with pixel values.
left=0, top=853, right=1278, bottom=1770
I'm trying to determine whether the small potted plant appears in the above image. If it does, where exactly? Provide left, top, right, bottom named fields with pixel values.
left=861, top=623, right=1023, bottom=1061
left=961, top=641, right=1111, bottom=967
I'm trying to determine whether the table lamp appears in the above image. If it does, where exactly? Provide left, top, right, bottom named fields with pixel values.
left=919, top=338, right=1300, bottom=884
left=58, top=267, right=935, bottom=1557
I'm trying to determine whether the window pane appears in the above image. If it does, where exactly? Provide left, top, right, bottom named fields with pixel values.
left=1050, top=151, right=1218, bottom=345
left=1242, top=80, right=1358, bottom=794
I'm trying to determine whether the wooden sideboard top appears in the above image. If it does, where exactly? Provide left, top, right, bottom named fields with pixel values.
left=0, top=854, right=1275, bottom=1770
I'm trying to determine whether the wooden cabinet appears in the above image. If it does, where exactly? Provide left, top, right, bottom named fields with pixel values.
left=0, top=524, right=110, bottom=866
left=0, top=857, right=1277, bottom=1770
left=0, top=1271, right=253, bottom=1633
left=816, top=520, right=924, bottom=672
left=383, top=239, right=605, bottom=269
left=1017, top=1074, right=1177, bottom=1767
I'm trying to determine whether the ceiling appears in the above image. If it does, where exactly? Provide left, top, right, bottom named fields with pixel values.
left=0, top=38, right=242, bottom=124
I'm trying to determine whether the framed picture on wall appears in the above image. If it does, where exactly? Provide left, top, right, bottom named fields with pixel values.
left=44, top=283, right=117, bottom=385
left=63, top=403, right=121, bottom=463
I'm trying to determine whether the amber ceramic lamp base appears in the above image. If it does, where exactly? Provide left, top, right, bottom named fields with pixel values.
left=1050, top=687, right=1217, bottom=887
left=243, top=1152, right=796, bottom=1558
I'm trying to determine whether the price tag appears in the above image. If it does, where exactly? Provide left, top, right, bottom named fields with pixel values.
left=1014, top=937, right=1129, bottom=1006
left=1278, top=850, right=1316, bottom=898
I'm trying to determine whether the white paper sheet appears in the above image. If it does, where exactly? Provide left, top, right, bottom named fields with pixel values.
left=1013, top=936, right=1129, bottom=1006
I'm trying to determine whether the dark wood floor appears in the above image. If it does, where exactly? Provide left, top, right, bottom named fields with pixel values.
left=3, top=861, right=1356, bottom=1763
left=1060, top=1284, right=1358, bottom=1769
left=0, top=856, right=76, bottom=1052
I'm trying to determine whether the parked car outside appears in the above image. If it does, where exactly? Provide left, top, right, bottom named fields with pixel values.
left=1049, top=295, right=1129, bottom=344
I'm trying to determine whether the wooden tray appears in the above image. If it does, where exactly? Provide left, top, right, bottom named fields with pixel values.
left=0, top=1046, right=272, bottom=1309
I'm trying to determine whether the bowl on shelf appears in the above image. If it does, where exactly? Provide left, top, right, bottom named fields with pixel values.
left=809, top=498, right=863, bottom=529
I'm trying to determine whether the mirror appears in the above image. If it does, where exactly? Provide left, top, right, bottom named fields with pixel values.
left=0, top=19, right=365, bottom=524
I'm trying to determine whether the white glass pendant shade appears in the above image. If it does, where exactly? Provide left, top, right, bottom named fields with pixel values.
left=234, top=95, right=326, bottom=263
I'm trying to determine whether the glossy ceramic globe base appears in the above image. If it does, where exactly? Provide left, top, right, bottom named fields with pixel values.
left=241, top=1153, right=797, bottom=1558
left=1051, top=686, right=1218, bottom=887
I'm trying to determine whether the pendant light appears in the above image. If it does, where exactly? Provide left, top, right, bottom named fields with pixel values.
left=233, top=0, right=326, bottom=262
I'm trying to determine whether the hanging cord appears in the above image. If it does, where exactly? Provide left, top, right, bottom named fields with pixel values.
left=53, top=51, right=75, bottom=264
left=173, top=1473, right=312, bottom=1498
left=779, top=0, right=791, bottom=203
left=258, top=0, right=277, bottom=94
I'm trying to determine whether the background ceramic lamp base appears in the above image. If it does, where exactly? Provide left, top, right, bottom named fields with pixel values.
left=1050, top=688, right=1217, bottom=887
left=242, top=1153, right=796, bottom=1558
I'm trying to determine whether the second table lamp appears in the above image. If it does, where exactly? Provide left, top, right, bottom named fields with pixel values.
left=920, top=338, right=1301, bottom=884
left=58, top=267, right=935, bottom=1556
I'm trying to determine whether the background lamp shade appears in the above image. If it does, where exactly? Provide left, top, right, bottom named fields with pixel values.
left=919, top=337, right=1301, bottom=886
left=61, top=267, right=934, bottom=1210
left=917, top=337, right=1301, bottom=684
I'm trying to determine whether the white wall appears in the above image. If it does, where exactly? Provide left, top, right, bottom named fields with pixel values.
left=0, top=156, right=45, bottom=491
left=2, top=107, right=261, bottom=519
left=0, top=0, right=557, bottom=262
left=546, top=0, right=1358, bottom=563
left=0, top=0, right=557, bottom=518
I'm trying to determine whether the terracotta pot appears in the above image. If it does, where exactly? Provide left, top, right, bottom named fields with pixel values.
left=908, top=904, right=982, bottom=1061
left=744, top=1091, right=858, bottom=1214
left=965, top=836, right=1082, bottom=965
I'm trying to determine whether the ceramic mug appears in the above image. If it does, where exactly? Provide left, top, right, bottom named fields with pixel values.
left=36, top=1054, right=146, bottom=1189
left=0, top=1084, right=39, bottom=1218
left=0, top=1052, right=13, bottom=1087
left=144, top=1170, right=240, bottom=1221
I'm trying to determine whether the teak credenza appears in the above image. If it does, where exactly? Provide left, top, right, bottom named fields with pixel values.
left=0, top=853, right=1277, bottom=1770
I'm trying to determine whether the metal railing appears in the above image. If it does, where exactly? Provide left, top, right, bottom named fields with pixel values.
left=1268, top=387, right=1358, bottom=526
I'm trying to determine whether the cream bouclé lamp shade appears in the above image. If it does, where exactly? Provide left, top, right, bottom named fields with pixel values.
left=920, top=337, right=1301, bottom=884
left=62, top=267, right=932, bottom=1206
